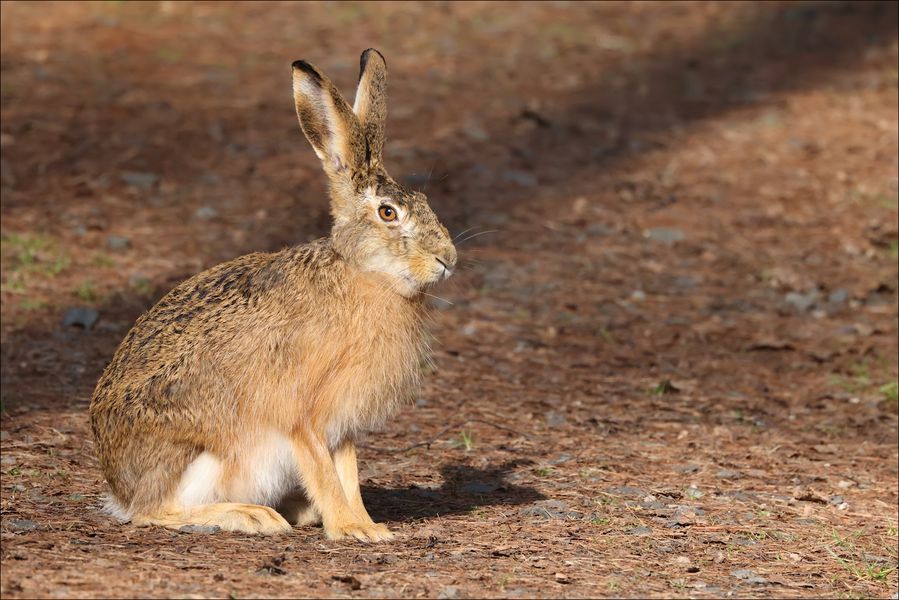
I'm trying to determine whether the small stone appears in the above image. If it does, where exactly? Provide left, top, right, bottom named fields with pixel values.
left=6, top=519, right=39, bottom=531
left=62, top=307, right=99, bottom=329
left=685, top=485, right=704, bottom=499
left=716, top=469, right=742, bottom=480
left=195, top=205, right=218, bottom=220
left=829, top=495, right=844, bottom=506
left=461, top=481, right=497, bottom=494
left=0, top=431, right=9, bottom=441
left=548, top=453, right=572, bottom=465
left=120, top=171, right=158, bottom=190
left=631, top=289, right=646, bottom=301
left=627, top=526, right=652, bottom=535
left=415, top=398, right=428, bottom=408
left=544, top=411, right=567, bottom=428
left=644, top=227, right=685, bottom=245
left=106, top=235, right=131, bottom=251
left=731, top=569, right=767, bottom=585
left=178, top=524, right=221, bottom=534
left=519, top=500, right=571, bottom=520
left=669, top=506, right=702, bottom=527
left=785, top=290, right=819, bottom=313
left=462, top=122, right=489, bottom=142
left=674, top=464, right=700, bottom=474
left=585, top=223, right=614, bottom=237
left=128, top=273, right=151, bottom=291
left=502, top=170, right=538, bottom=187
left=605, top=486, right=646, bottom=498
left=1, top=455, right=17, bottom=466
left=437, top=586, right=460, bottom=599
left=828, top=289, right=850, bottom=305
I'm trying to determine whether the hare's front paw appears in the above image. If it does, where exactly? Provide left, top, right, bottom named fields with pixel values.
left=325, top=519, right=395, bottom=542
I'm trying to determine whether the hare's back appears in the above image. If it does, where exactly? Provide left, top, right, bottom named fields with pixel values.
left=92, top=244, right=329, bottom=413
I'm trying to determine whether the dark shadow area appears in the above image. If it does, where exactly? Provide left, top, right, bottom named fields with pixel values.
left=362, top=460, right=544, bottom=522
left=436, top=0, right=899, bottom=226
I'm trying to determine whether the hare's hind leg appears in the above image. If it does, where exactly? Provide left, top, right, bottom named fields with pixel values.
left=132, top=450, right=291, bottom=534
left=133, top=503, right=291, bottom=535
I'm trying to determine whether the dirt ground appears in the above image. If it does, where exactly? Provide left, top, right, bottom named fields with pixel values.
left=1, top=1, right=897, bottom=598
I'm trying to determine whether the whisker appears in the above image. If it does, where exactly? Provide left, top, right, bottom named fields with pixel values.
left=419, top=290, right=454, bottom=305
left=456, top=229, right=499, bottom=245
left=422, top=163, right=435, bottom=193
left=452, top=226, right=478, bottom=243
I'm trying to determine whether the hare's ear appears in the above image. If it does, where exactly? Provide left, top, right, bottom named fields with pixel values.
left=353, top=49, right=388, bottom=166
left=292, top=60, right=366, bottom=176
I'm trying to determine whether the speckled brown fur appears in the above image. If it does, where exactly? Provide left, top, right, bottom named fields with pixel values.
left=89, top=50, right=456, bottom=541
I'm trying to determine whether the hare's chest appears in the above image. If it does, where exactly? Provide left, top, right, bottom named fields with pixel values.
left=311, top=302, right=425, bottom=445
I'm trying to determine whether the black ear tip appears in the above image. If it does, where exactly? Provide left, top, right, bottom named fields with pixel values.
left=360, top=48, right=386, bottom=70
left=292, top=60, right=323, bottom=82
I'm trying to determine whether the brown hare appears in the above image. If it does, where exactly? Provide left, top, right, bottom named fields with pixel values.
left=89, top=49, right=456, bottom=541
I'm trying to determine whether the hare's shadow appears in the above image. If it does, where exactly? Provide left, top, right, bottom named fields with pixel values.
left=362, top=459, right=544, bottom=522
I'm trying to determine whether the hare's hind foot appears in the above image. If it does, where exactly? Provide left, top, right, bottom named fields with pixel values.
left=277, top=491, right=322, bottom=527
left=134, top=503, right=292, bottom=535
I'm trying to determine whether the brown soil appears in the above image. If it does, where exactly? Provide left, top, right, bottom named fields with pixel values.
left=1, top=2, right=897, bottom=598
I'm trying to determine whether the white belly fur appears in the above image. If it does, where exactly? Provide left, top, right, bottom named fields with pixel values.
left=175, top=431, right=300, bottom=509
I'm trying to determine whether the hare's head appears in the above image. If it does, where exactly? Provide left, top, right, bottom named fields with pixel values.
left=292, top=49, right=456, bottom=296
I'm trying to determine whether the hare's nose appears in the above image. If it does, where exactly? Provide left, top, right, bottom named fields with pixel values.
left=435, top=256, right=454, bottom=279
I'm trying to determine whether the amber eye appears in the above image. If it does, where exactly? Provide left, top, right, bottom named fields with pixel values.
left=378, top=205, right=398, bottom=222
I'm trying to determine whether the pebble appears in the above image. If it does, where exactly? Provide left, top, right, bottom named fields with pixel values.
left=605, top=486, right=646, bottom=498
left=502, top=170, right=538, bottom=187
left=785, top=290, right=819, bottom=313
left=178, top=524, right=221, bottom=534
left=128, top=273, right=151, bottom=290
left=674, top=464, right=700, bottom=474
left=195, top=205, right=218, bottom=220
left=106, top=235, right=131, bottom=251
left=6, top=519, right=39, bottom=531
left=437, top=586, right=460, bottom=599
left=0, top=430, right=8, bottom=441
left=627, top=526, right=652, bottom=535
left=716, top=469, right=742, bottom=480
left=585, top=223, right=614, bottom=237
left=730, top=569, right=768, bottom=585
left=461, top=481, right=498, bottom=494
left=62, top=307, right=99, bottom=329
left=120, top=171, right=158, bottom=190
left=462, top=122, right=489, bottom=142
left=544, top=411, right=567, bottom=428
left=519, top=500, right=575, bottom=520
left=644, top=227, right=685, bottom=245
left=828, top=288, right=849, bottom=305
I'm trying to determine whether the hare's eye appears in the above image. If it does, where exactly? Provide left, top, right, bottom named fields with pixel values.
left=378, top=205, right=398, bottom=222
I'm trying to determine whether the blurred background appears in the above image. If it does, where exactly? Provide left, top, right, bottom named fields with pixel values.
left=1, top=2, right=897, bottom=598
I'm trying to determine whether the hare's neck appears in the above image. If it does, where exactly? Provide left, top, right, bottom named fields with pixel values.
left=351, top=267, right=426, bottom=312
